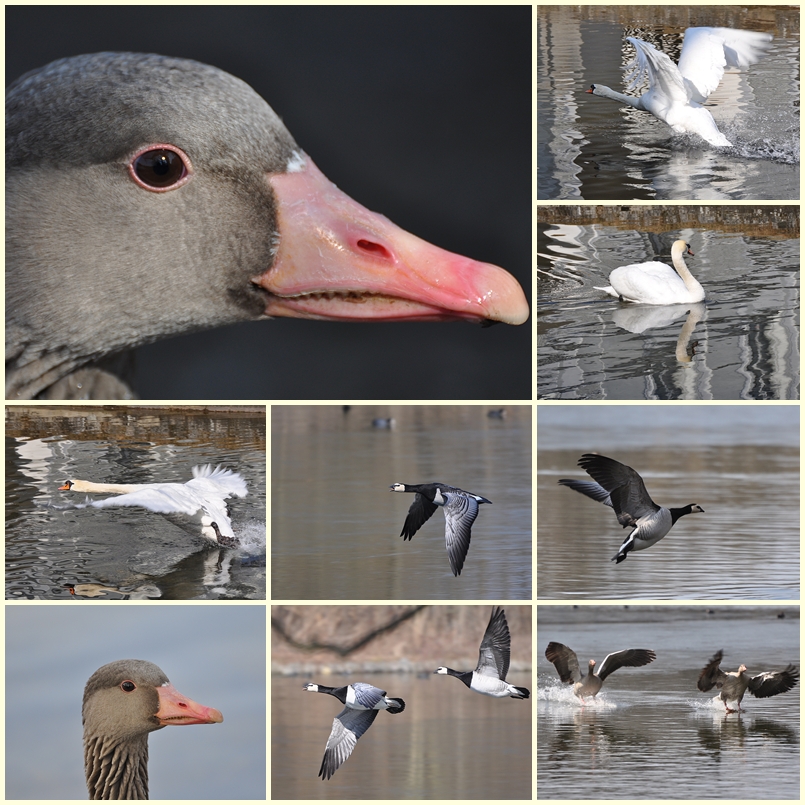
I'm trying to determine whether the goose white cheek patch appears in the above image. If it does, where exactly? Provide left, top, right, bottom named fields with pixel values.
left=255, top=155, right=529, bottom=325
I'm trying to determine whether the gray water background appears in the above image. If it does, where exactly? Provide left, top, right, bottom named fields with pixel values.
left=5, top=407, right=266, bottom=600
left=537, top=405, right=799, bottom=599
left=537, top=223, right=799, bottom=400
left=271, top=405, right=532, bottom=600
left=537, top=605, right=800, bottom=799
left=537, top=7, right=799, bottom=200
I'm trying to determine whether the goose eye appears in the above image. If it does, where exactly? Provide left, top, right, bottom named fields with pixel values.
left=129, top=145, right=192, bottom=192
left=121, top=680, right=136, bottom=692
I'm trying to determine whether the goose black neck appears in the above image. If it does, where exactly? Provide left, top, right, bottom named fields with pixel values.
left=315, top=684, right=349, bottom=703
left=445, top=668, right=474, bottom=689
left=670, top=505, right=696, bottom=524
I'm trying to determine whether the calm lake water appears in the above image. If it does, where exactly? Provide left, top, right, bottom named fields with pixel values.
left=5, top=407, right=266, bottom=600
left=537, top=8, right=800, bottom=200
left=271, top=406, right=532, bottom=600
left=537, top=406, right=799, bottom=599
left=272, top=670, right=533, bottom=799
left=537, top=606, right=800, bottom=800
left=537, top=224, right=800, bottom=400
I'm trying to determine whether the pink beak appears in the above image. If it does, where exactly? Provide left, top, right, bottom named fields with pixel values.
left=253, top=155, right=529, bottom=325
left=155, top=683, right=223, bottom=726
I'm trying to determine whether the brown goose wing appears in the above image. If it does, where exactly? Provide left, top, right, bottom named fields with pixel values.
left=545, top=642, right=582, bottom=684
left=596, top=648, right=656, bottom=681
left=698, top=649, right=727, bottom=692
left=747, top=664, right=799, bottom=698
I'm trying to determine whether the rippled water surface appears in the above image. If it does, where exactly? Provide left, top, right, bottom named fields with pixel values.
left=6, top=406, right=267, bottom=600
left=537, top=406, right=799, bottom=599
left=537, top=7, right=799, bottom=200
left=537, top=224, right=799, bottom=400
left=272, top=405, right=532, bottom=600
left=537, top=606, right=800, bottom=799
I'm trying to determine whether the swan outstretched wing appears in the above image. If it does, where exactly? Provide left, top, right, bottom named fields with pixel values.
left=625, top=37, right=689, bottom=106
left=80, top=486, right=208, bottom=517
left=78, top=486, right=235, bottom=537
left=677, top=27, right=772, bottom=102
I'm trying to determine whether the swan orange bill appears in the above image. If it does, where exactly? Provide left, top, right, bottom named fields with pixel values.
left=254, top=156, right=530, bottom=325
left=155, top=682, right=224, bottom=725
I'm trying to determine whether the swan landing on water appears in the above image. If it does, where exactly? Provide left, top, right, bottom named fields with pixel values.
left=59, top=464, right=247, bottom=546
left=595, top=240, right=705, bottom=306
left=586, top=26, right=773, bottom=147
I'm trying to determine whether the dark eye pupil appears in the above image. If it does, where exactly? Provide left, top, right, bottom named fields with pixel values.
left=121, top=681, right=136, bottom=692
left=134, top=149, right=185, bottom=188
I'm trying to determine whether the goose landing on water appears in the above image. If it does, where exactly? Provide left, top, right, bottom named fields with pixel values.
left=545, top=641, right=656, bottom=701
left=303, top=682, right=405, bottom=780
left=697, top=650, right=799, bottom=713
left=83, top=660, right=222, bottom=799
left=558, top=453, right=704, bottom=563
left=390, top=482, right=491, bottom=576
left=434, top=607, right=530, bottom=698
left=59, top=464, right=247, bottom=546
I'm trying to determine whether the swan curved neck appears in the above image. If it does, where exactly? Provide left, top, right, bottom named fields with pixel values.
left=671, top=249, right=697, bottom=288
left=591, top=84, right=643, bottom=110
left=84, top=732, right=149, bottom=800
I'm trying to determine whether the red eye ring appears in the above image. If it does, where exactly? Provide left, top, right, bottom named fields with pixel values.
left=128, top=143, right=193, bottom=192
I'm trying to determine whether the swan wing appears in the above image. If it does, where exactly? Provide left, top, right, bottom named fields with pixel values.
left=607, top=262, right=686, bottom=304
left=677, top=27, right=773, bottom=103
left=81, top=486, right=205, bottom=516
left=190, top=464, right=248, bottom=498
left=81, top=487, right=236, bottom=537
left=625, top=37, right=690, bottom=106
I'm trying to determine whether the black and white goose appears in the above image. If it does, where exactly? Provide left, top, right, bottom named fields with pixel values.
left=390, top=482, right=491, bottom=576
left=302, top=682, right=405, bottom=780
left=558, top=453, right=704, bottom=563
left=697, top=649, right=799, bottom=713
left=434, top=607, right=530, bottom=698
left=545, top=641, right=656, bottom=701
left=6, top=52, right=529, bottom=400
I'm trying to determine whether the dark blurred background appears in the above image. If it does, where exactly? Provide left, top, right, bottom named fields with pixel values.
left=7, top=6, right=531, bottom=400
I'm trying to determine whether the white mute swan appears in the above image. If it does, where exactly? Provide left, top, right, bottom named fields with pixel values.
left=587, top=26, right=773, bottom=146
left=595, top=240, right=705, bottom=305
left=59, top=464, right=247, bottom=545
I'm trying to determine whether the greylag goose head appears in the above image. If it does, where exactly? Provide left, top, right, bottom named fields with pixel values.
left=6, top=52, right=529, bottom=399
left=83, top=659, right=222, bottom=799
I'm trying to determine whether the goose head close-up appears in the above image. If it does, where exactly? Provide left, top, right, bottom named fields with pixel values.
left=6, top=13, right=530, bottom=400
left=82, top=659, right=223, bottom=799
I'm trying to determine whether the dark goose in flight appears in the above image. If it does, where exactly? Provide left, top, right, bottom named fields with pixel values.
left=558, top=453, right=703, bottom=563
left=303, top=682, right=405, bottom=780
left=434, top=606, right=530, bottom=698
left=6, top=52, right=529, bottom=399
left=390, top=482, right=491, bottom=576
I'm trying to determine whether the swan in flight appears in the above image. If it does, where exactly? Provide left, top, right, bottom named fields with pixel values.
left=587, top=26, right=773, bottom=146
left=595, top=240, right=704, bottom=305
left=59, top=464, right=247, bottom=545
